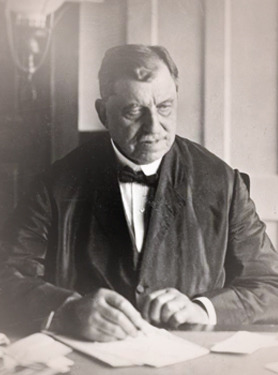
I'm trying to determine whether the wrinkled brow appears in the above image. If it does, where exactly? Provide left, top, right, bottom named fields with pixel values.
left=134, top=67, right=154, bottom=82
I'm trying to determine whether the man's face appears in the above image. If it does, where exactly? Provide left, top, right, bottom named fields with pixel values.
left=100, top=62, right=178, bottom=164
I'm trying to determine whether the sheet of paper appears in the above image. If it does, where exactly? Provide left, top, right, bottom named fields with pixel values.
left=210, top=331, right=278, bottom=354
left=48, top=327, right=209, bottom=368
left=0, top=333, right=10, bottom=345
left=3, top=333, right=72, bottom=371
left=47, top=356, right=74, bottom=373
left=265, top=362, right=278, bottom=374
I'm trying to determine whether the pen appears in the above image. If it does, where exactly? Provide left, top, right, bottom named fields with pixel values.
left=43, top=311, right=55, bottom=331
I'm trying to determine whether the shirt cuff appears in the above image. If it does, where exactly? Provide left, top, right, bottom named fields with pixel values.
left=193, top=297, right=217, bottom=325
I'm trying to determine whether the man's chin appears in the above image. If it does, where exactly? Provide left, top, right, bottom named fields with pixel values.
left=131, top=149, right=167, bottom=165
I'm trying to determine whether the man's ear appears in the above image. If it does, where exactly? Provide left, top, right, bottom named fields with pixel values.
left=95, top=99, right=107, bottom=128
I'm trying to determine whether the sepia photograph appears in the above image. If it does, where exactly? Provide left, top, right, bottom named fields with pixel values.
left=0, top=0, right=278, bottom=374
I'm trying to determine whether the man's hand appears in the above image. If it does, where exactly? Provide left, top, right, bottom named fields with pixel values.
left=141, top=288, right=209, bottom=328
left=53, top=288, right=145, bottom=342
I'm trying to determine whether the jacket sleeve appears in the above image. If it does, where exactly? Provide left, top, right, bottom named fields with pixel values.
left=204, top=170, right=278, bottom=325
left=0, top=176, right=78, bottom=331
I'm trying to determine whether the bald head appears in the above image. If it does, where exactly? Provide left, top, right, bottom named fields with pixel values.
left=98, top=44, right=179, bottom=100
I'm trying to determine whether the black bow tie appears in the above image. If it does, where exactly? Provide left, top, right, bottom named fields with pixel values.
left=118, top=166, right=159, bottom=186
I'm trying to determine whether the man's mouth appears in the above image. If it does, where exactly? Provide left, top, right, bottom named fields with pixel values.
left=140, top=137, right=162, bottom=143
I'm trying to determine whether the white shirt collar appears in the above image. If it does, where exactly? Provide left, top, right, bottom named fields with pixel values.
left=111, top=139, right=162, bottom=176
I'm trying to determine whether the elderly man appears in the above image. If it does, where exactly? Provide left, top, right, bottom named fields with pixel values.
left=1, top=44, right=278, bottom=342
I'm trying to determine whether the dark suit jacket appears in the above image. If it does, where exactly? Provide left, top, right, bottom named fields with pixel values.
left=1, top=132, right=278, bottom=330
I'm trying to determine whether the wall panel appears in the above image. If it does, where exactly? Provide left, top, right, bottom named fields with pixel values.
left=158, top=0, right=205, bottom=143
left=78, top=0, right=126, bottom=131
left=230, top=0, right=278, bottom=174
left=203, top=0, right=278, bottom=248
left=230, top=0, right=278, bottom=247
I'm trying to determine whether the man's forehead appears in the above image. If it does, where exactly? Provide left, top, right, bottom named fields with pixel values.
left=132, top=58, right=165, bottom=81
left=112, top=63, right=176, bottom=100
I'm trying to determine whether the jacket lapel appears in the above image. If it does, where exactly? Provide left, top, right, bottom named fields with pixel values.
left=139, top=141, right=188, bottom=276
left=86, top=139, right=135, bottom=287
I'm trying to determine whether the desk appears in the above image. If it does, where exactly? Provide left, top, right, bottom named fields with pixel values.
left=66, top=326, right=278, bottom=375
left=3, top=325, right=278, bottom=375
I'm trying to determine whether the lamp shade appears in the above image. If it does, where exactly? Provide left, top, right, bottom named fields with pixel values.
left=6, top=0, right=66, bottom=17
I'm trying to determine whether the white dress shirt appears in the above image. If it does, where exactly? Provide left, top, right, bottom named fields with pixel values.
left=112, top=141, right=217, bottom=325
left=112, top=141, right=161, bottom=252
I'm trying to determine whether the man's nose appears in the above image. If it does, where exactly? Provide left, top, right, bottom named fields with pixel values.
left=143, top=107, right=160, bottom=132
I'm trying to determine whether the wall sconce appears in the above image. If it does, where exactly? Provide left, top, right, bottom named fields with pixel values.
left=3, top=0, right=103, bottom=104
left=5, top=1, right=67, bottom=79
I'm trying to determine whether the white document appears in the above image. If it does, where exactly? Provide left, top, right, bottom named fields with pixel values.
left=48, top=327, right=209, bottom=368
left=3, top=333, right=72, bottom=371
left=210, top=331, right=278, bottom=354
left=265, top=362, right=278, bottom=374
left=47, top=356, right=74, bottom=373
left=0, top=333, right=10, bottom=346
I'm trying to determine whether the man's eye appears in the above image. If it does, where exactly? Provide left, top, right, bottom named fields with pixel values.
left=123, top=107, right=143, bottom=119
left=157, top=103, right=172, bottom=116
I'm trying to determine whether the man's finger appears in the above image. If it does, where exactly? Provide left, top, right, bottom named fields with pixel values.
left=93, top=312, right=127, bottom=340
left=147, top=292, right=177, bottom=323
left=86, top=325, right=122, bottom=342
left=161, top=295, right=190, bottom=323
left=99, top=303, right=138, bottom=337
left=168, top=307, right=190, bottom=328
left=141, top=289, right=166, bottom=320
left=168, top=300, right=209, bottom=328
left=105, top=292, right=144, bottom=329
